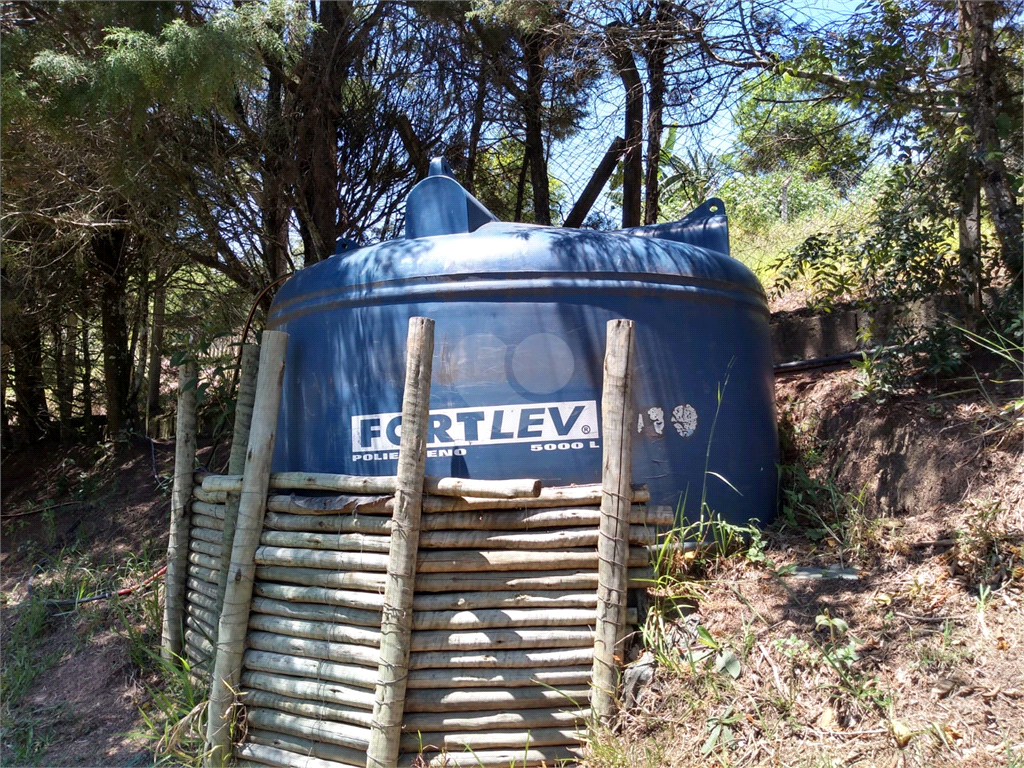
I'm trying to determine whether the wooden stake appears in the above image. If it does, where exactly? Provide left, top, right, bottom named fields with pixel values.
left=367, top=317, right=434, bottom=768
left=162, top=360, right=198, bottom=660
left=592, top=318, right=636, bottom=722
left=213, top=342, right=259, bottom=652
left=205, top=330, right=288, bottom=766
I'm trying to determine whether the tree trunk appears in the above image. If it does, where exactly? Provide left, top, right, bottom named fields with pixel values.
left=514, top=147, right=529, bottom=222
left=522, top=35, right=551, bottom=225
left=58, top=313, right=78, bottom=444
left=130, top=269, right=150, bottom=403
left=960, top=0, right=1023, bottom=277
left=147, top=271, right=166, bottom=431
left=609, top=37, right=643, bottom=228
left=81, top=315, right=93, bottom=437
left=465, top=65, right=488, bottom=196
left=262, top=65, right=292, bottom=277
left=92, top=228, right=134, bottom=444
left=643, top=3, right=670, bottom=226
left=9, top=313, right=49, bottom=443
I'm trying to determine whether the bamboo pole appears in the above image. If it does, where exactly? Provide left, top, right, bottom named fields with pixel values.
left=187, top=577, right=218, bottom=600
left=187, top=589, right=218, bottom=613
left=401, top=707, right=589, bottom=733
left=410, top=627, right=594, bottom=652
left=251, top=595, right=382, bottom=628
left=188, top=550, right=221, bottom=572
left=247, top=729, right=367, bottom=768
left=592, top=318, right=636, bottom=723
left=263, top=510, right=392, bottom=535
left=254, top=546, right=389, bottom=572
left=189, top=538, right=222, bottom=559
left=367, top=317, right=434, bottom=768
left=244, top=648, right=379, bottom=686
left=398, top=725, right=584, bottom=752
left=259, top=530, right=391, bottom=554
left=405, top=666, right=591, bottom=690
left=213, top=343, right=260, bottom=652
left=407, top=647, right=593, bottom=671
left=252, top=583, right=385, bottom=613
left=205, top=330, right=288, bottom=766
left=418, top=504, right=670, bottom=532
left=162, top=359, right=198, bottom=660
left=254, top=566, right=387, bottom=592
left=404, top=686, right=590, bottom=713
left=241, top=674, right=376, bottom=722
left=190, top=527, right=224, bottom=546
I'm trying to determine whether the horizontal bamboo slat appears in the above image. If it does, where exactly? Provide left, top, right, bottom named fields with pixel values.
left=253, top=583, right=386, bottom=613
left=190, top=499, right=226, bottom=519
left=186, top=589, right=218, bottom=614
left=251, top=595, right=382, bottom=629
left=190, top=513, right=224, bottom=533
left=411, top=607, right=605, bottom=630
left=399, top=725, right=584, bottom=752
left=187, top=550, right=220, bottom=572
left=254, top=566, right=387, bottom=592
left=259, top=530, right=390, bottom=554
left=247, top=708, right=370, bottom=751
left=241, top=673, right=375, bottom=721
left=234, top=741, right=358, bottom=768
left=186, top=602, right=220, bottom=629
left=416, top=547, right=648, bottom=573
left=405, top=665, right=591, bottom=690
left=243, top=648, right=379, bottom=684
left=191, top=526, right=224, bottom=546
left=187, top=577, right=218, bottom=600
left=263, top=510, right=392, bottom=534
left=422, top=476, right=541, bottom=499
left=207, top=472, right=397, bottom=495
left=248, top=615, right=381, bottom=649
left=247, top=729, right=367, bottom=768
left=413, top=484, right=649, bottom=513
left=184, top=627, right=213, bottom=656
left=412, top=590, right=597, bottom=612
left=185, top=612, right=215, bottom=640
left=254, top=546, right=389, bottom=573
left=407, top=647, right=593, bottom=671
left=247, top=632, right=382, bottom=676
left=397, top=746, right=580, bottom=768
left=189, top=538, right=222, bottom=560
left=266, top=494, right=392, bottom=517
left=404, top=685, right=590, bottom=713
left=187, top=563, right=219, bottom=586
left=414, top=566, right=653, bottom=592
left=410, top=627, right=594, bottom=652
left=192, top=485, right=228, bottom=504
left=400, top=706, right=589, bottom=734
left=419, top=525, right=658, bottom=550
left=419, top=504, right=671, bottom=532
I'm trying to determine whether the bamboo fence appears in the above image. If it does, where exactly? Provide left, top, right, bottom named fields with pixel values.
left=161, top=318, right=665, bottom=768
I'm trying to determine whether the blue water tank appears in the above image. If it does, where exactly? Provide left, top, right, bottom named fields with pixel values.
left=267, top=161, right=778, bottom=527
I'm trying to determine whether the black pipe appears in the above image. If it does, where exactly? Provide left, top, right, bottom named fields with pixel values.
left=773, top=348, right=878, bottom=375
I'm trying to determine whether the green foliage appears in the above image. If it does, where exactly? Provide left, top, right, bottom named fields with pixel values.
left=731, top=74, right=870, bottom=190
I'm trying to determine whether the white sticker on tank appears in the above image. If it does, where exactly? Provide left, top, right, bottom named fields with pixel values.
left=637, top=414, right=643, bottom=434
left=647, top=407, right=665, bottom=435
left=671, top=404, right=698, bottom=437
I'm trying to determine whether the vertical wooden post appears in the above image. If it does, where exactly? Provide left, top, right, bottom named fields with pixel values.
left=205, top=331, right=289, bottom=766
left=366, top=317, right=435, bottom=768
left=162, top=360, right=198, bottom=660
left=592, top=319, right=636, bottom=722
left=211, top=343, right=260, bottom=654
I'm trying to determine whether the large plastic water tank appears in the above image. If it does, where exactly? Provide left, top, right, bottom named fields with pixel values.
left=267, top=160, right=778, bottom=527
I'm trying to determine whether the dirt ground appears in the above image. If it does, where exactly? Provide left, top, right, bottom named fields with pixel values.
left=1, top=362, right=1022, bottom=768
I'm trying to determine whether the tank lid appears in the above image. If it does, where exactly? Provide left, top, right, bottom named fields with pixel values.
left=405, top=157, right=499, bottom=239
left=620, top=198, right=730, bottom=256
